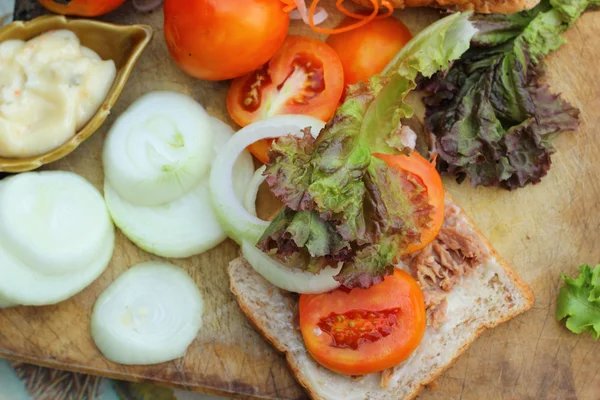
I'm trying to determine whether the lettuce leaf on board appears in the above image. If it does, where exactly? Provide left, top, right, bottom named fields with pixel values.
left=420, top=0, right=598, bottom=190
left=258, top=13, right=476, bottom=288
left=556, top=264, right=600, bottom=340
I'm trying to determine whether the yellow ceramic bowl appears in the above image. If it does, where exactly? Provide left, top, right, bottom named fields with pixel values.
left=0, top=15, right=153, bottom=173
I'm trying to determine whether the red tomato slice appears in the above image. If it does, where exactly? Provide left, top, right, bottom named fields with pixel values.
left=299, top=269, right=426, bottom=376
left=326, top=17, right=412, bottom=85
left=227, top=35, right=344, bottom=163
left=374, top=152, right=445, bottom=253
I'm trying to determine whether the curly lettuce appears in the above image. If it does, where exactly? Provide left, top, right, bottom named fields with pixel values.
left=556, top=264, right=600, bottom=340
left=258, top=12, right=476, bottom=288
left=420, top=0, right=597, bottom=190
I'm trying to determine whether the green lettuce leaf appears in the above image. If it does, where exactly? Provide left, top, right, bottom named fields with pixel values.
left=285, top=210, right=347, bottom=258
left=359, top=74, right=415, bottom=155
left=334, top=240, right=396, bottom=289
left=469, top=5, right=549, bottom=46
left=265, top=128, right=315, bottom=211
left=382, top=11, right=477, bottom=80
left=260, top=13, right=476, bottom=288
left=307, top=79, right=376, bottom=237
left=550, top=0, right=600, bottom=22
left=421, top=0, right=594, bottom=190
left=363, top=12, right=477, bottom=155
left=556, top=264, right=600, bottom=340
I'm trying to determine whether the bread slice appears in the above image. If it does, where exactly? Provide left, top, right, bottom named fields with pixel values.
left=228, top=196, right=534, bottom=400
left=351, top=0, right=541, bottom=14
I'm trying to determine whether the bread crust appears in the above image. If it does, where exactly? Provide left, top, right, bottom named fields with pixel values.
left=229, top=193, right=534, bottom=400
left=229, top=266, right=326, bottom=400
left=351, top=0, right=540, bottom=14
left=444, top=192, right=535, bottom=308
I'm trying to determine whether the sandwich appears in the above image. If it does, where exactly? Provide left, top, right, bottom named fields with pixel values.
left=221, top=12, right=534, bottom=400
left=229, top=194, right=534, bottom=399
left=351, top=0, right=541, bottom=14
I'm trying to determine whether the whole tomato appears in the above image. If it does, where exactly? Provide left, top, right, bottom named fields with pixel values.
left=164, top=0, right=290, bottom=81
left=326, top=17, right=412, bottom=85
left=37, top=0, right=126, bottom=17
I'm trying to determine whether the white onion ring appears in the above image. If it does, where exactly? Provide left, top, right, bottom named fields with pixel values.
left=243, top=165, right=266, bottom=217
left=209, top=115, right=325, bottom=245
left=132, top=0, right=163, bottom=12
left=242, top=241, right=342, bottom=294
left=290, top=1, right=329, bottom=25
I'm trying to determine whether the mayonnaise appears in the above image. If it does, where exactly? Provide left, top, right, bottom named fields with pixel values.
left=0, top=30, right=117, bottom=158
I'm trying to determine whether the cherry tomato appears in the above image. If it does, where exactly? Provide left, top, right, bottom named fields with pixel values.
left=38, top=0, right=126, bottom=16
left=227, top=35, right=344, bottom=162
left=299, top=269, right=425, bottom=376
left=374, top=152, right=444, bottom=253
left=326, top=17, right=412, bottom=85
left=164, top=0, right=290, bottom=81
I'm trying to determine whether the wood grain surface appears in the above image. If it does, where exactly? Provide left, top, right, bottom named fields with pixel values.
left=1, top=2, right=599, bottom=399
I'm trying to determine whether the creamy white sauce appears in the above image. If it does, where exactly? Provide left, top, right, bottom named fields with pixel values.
left=0, top=30, right=116, bottom=158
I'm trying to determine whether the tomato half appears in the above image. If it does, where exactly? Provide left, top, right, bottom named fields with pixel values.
left=164, top=0, right=289, bottom=81
left=299, top=269, right=425, bottom=376
left=374, top=152, right=444, bottom=253
left=227, top=36, right=344, bottom=162
left=38, top=0, right=126, bottom=16
left=326, top=17, right=412, bottom=85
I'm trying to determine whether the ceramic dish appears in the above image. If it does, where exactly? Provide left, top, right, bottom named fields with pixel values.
left=0, top=15, right=152, bottom=173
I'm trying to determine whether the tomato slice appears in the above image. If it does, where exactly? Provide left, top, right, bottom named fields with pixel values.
left=326, top=17, right=412, bottom=85
left=227, top=36, right=344, bottom=163
left=374, top=152, right=445, bottom=253
left=299, top=269, right=425, bottom=375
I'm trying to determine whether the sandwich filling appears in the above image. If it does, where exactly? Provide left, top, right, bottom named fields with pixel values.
left=403, top=203, right=489, bottom=329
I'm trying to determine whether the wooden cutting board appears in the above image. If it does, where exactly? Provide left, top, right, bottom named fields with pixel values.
left=1, top=2, right=599, bottom=399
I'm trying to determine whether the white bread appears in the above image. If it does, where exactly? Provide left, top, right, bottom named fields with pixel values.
left=228, top=196, right=534, bottom=400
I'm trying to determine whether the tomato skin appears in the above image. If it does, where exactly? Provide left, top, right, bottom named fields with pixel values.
left=246, top=139, right=273, bottom=165
left=326, top=17, right=412, bottom=85
left=374, top=152, right=445, bottom=253
left=227, top=36, right=344, bottom=162
left=299, top=269, right=426, bottom=376
left=164, top=0, right=290, bottom=81
left=38, top=0, right=126, bottom=16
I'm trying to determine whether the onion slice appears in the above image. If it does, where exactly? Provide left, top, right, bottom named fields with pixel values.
left=0, top=171, right=112, bottom=275
left=242, top=241, right=341, bottom=293
left=103, top=91, right=213, bottom=206
left=243, top=165, right=266, bottom=216
left=0, top=233, right=114, bottom=306
left=104, top=182, right=222, bottom=258
left=91, top=261, right=203, bottom=365
left=104, top=117, right=253, bottom=258
left=209, top=114, right=325, bottom=245
left=0, top=171, right=114, bottom=306
left=209, top=117, right=254, bottom=202
left=290, top=3, right=329, bottom=25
